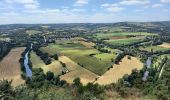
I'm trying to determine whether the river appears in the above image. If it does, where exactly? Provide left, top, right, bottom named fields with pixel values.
left=24, top=44, right=32, bottom=77
left=142, top=57, right=152, bottom=81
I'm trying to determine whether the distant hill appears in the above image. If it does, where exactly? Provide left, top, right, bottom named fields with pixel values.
left=0, top=21, right=170, bottom=35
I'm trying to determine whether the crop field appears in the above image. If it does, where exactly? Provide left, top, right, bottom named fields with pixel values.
left=0, top=47, right=25, bottom=87
left=40, top=40, right=116, bottom=75
left=95, top=56, right=143, bottom=85
left=30, top=51, right=63, bottom=75
left=140, top=45, right=169, bottom=52
left=94, top=32, right=156, bottom=39
left=59, top=56, right=99, bottom=84
left=104, top=38, right=142, bottom=45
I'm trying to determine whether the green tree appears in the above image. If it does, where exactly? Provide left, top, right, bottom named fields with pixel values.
left=46, top=71, right=54, bottom=81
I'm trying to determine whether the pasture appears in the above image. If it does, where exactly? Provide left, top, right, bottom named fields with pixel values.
left=0, top=47, right=25, bottom=87
left=95, top=56, right=143, bottom=85
left=40, top=40, right=116, bottom=75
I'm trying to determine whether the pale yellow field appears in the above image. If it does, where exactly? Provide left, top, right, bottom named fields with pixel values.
left=30, top=51, right=63, bottom=75
left=59, top=56, right=99, bottom=85
left=0, top=47, right=25, bottom=87
left=95, top=56, right=143, bottom=85
left=78, top=40, right=95, bottom=48
left=159, top=43, right=170, bottom=48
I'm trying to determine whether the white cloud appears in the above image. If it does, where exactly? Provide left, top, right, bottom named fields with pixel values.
left=152, top=4, right=163, bottom=8
left=101, top=3, right=124, bottom=12
left=74, top=0, right=89, bottom=6
left=5, top=0, right=38, bottom=4
left=135, top=9, right=144, bottom=12
left=5, top=0, right=39, bottom=9
left=24, top=4, right=38, bottom=9
left=160, top=0, right=170, bottom=3
left=71, top=9, right=85, bottom=12
left=119, top=0, right=150, bottom=5
left=106, top=6, right=125, bottom=12
left=101, top=3, right=110, bottom=7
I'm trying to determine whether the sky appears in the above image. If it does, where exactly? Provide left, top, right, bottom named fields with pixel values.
left=0, top=0, right=170, bottom=24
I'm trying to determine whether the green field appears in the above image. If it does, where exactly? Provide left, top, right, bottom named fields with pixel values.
left=140, top=46, right=169, bottom=52
left=104, top=38, right=142, bottom=45
left=94, top=32, right=157, bottom=39
left=40, top=41, right=115, bottom=75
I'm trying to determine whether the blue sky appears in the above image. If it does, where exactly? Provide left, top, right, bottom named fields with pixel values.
left=0, top=0, right=170, bottom=24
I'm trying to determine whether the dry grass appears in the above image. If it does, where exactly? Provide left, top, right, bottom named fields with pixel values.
left=158, top=43, right=170, bottom=48
left=59, top=56, right=99, bottom=85
left=43, top=61, right=63, bottom=75
left=78, top=40, right=95, bottom=48
left=0, top=47, right=25, bottom=87
left=95, top=56, right=143, bottom=85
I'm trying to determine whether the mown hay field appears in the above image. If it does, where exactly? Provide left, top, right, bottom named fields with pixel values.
left=0, top=47, right=25, bottom=86
left=95, top=56, right=143, bottom=85
left=59, top=56, right=99, bottom=85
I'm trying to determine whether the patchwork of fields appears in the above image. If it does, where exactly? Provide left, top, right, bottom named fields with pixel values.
left=40, top=40, right=116, bottom=75
left=0, top=47, right=25, bottom=87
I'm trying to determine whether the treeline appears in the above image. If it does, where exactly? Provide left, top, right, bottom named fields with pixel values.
left=32, top=45, right=51, bottom=65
